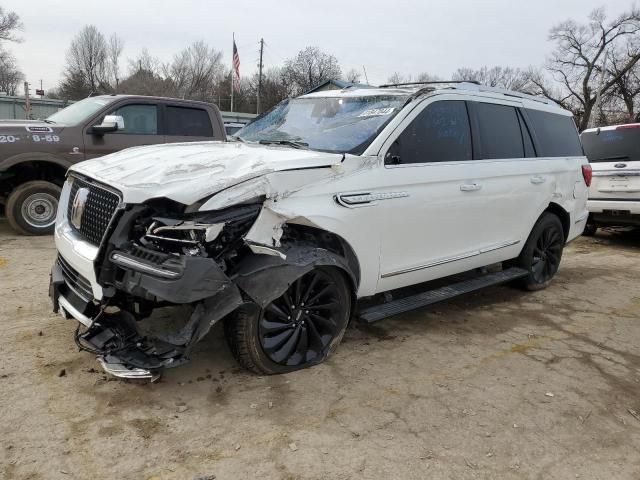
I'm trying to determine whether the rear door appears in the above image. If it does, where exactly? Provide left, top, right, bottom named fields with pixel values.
left=163, top=104, right=216, bottom=144
left=581, top=125, right=640, bottom=201
left=83, top=101, right=163, bottom=159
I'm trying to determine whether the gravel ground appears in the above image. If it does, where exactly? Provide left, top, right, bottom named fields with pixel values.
left=1, top=219, right=640, bottom=480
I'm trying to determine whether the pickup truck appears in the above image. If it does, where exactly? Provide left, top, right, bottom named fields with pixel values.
left=0, top=95, right=226, bottom=235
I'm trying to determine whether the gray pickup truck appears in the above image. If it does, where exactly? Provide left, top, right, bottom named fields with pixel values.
left=0, top=94, right=226, bottom=235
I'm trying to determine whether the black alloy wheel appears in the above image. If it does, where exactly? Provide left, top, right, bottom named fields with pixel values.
left=530, top=223, right=564, bottom=284
left=259, top=269, right=343, bottom=366
left=511, top=212, right=565, bottom=291
left=225, top=267, right=351, bottom=374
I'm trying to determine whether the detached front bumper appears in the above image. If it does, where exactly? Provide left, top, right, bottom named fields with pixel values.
left=50, top=247, right=244, bottom=380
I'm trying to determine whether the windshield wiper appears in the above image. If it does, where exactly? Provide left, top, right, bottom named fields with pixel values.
left=258, top=139, right=309, bottom=149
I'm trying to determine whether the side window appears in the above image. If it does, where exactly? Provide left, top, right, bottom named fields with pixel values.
left=109, top=104, right=158, bottom=135
left=166, top=106, right=213, bottom=137
left=517, top=110, right=536, bottom=157
left=474, top=103, right=524, bottom=159
left=389, top=100, right=472, bottom=164
left=525, top=109, right=583, bottom=157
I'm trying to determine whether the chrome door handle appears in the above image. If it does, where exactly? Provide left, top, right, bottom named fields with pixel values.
left=460, top=183, right=482, bottom=192
left=531, top=176, right=546, bottom=184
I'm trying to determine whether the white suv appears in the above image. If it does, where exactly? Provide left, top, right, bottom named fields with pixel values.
left=580, top=123, right=640, bottom=234
left=50, top=81, right=590, bottom=379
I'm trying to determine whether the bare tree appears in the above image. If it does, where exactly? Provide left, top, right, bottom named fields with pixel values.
left=0, top=49, right=21, bottom=95
left=62, top=25, right=109, bottom=96
left=343, top=68, right=361, bottom=84
left=167, top=41, right=224, bottom=101
left=528, top=7, right=640, bottom=130
left=282, top=46, right=342, bottom=95
left=606, top=44, right=640, bottom=122
left=386, top=72, right=411, bottom=84
left=0, top=6, right=22, bottom=42
left=119, top=49, right=172, bottom=96
left=415, top=72, right=442, bottom=82
left=107, top=34, right=124, bottom=90
left=453, top=66, right=528, bottom=90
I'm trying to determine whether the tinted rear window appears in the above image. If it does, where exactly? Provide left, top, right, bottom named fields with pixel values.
left=581, top=127, right=640, bottom=162
left=166, top=106, right=213, bottom=137
left=475, top=103, right=524, bottom=159
left=525, top=109, right=583, bottom=157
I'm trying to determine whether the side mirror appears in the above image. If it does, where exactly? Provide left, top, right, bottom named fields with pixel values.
left=91, top=115, right=124, bottom=135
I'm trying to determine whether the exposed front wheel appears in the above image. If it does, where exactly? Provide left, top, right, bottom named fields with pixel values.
left=6, top=181, right=61, bottom=235
left=224, top=267, right=352, bottom=374
left=513, top=212, right=565, bottom=291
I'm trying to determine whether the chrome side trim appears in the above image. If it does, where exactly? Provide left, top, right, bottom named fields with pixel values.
left=381, top=240, right=520, bottom=279
left=58, top=295, right=94, bottom=328
left=335, top=191, right=409, bottom=208
left=110, top=253, right=181, bottom=279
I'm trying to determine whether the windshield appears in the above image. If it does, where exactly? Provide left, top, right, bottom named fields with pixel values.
left=237, top=94, right=409, bottom=154
left=47, top=97, right=115, bottom=125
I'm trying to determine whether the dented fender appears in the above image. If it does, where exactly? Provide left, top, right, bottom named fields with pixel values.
left=231, top=247, right=357, bottom=308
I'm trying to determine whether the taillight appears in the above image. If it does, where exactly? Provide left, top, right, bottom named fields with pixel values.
left=582, top=164, right=593, bottom=187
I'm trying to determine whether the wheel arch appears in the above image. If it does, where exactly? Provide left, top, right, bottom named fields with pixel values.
left=544, top=202, right=570, bottom=241
left=1, top=158, right=69, bottom=195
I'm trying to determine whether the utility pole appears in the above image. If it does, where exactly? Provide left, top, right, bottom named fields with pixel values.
left=362, top=65, right=369, bottom=85
left=257, top=38, right=264, bottom=115
left=23, top=81, right=31, bottom=119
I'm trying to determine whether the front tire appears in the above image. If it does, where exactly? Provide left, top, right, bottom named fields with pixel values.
left=513, top=212, right=565, bottom=291
left=6, top=180, right=61, bottom=235
left=224, top=267, right=352, bottom=374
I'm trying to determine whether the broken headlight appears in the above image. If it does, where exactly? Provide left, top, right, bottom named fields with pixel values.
left=137, top=204, right=262, bottom=266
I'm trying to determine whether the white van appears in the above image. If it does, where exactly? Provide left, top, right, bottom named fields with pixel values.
left=50, top=81, right=590, bottom=379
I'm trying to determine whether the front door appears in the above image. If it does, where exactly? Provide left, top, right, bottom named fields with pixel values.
left=83, top=102, right=163, bottom=159
left=376, top=97, right=536, bottom=292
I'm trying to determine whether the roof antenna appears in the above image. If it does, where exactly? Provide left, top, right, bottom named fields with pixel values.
left=362, top=65, right=370, bottom=85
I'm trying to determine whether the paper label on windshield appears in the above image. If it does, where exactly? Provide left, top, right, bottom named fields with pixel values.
left=358, top=107, right=395, bottom=117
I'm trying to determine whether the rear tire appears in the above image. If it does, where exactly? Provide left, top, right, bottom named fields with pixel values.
left=6, top=180, right=61, bottom=235
left=224, top=267, right=351, bottom=374
left=513, top=212, right=565, bottom=291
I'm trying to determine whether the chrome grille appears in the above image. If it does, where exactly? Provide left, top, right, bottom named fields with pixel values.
left=58, top=254, right=93, bottom=301
left=67, top=176, right=120, bottom=246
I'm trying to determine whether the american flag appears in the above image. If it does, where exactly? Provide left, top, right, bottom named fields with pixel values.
left=232, top=41, right=241, bottom=92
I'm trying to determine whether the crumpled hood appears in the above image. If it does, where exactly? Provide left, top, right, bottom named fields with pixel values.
left=70, top=141, right=344, bottom=205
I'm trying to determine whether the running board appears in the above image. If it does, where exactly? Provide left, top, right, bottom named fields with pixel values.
left=358, top=267, right=529, bottom=323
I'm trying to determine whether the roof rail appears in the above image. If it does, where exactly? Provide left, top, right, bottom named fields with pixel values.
left=466, top=84, right=557, bottom=105
left=378, top=80, right=557, bottom=106
left=379, top=80, right=480, bottom=88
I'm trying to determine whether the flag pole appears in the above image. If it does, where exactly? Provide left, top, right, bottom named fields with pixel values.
left=230, top=32, right=235, bottom=113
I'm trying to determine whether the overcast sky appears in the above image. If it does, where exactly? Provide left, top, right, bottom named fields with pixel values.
left=1, top=0, right=633, bottom=94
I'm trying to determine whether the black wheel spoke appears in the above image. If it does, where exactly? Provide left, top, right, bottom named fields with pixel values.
left=301, top=273, right=320, bottom=305
left=260, top=318, right=291, bottom=334
left=266, top=302, right=289, bottom=321
left=272, top=327, right=301, bottom=363
left=263, top=329, right=293, bottom=351
left=308, top=301, right=340, bottom=311
left=306, top=284, right=333, bottom=306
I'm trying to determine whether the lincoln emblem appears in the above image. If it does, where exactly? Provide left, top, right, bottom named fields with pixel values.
left=70, top=187, right=90, bottom=229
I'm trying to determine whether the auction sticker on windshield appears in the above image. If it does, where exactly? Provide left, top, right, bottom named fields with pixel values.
left=358, top=107, right=395, bottom=117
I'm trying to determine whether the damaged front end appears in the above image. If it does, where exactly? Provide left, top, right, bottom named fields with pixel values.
left=51, top=190, right=357, bottom=380
left=51, top=199, right=263, bottom=379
